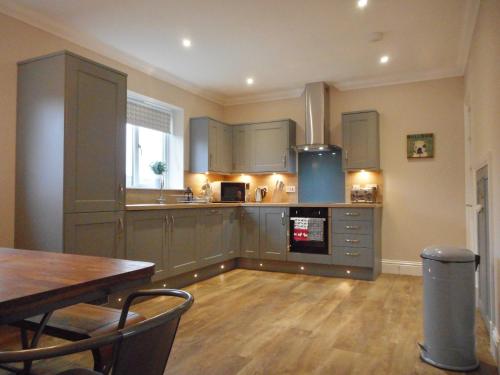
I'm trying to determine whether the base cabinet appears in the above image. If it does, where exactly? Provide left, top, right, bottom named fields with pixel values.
left=64, top=211, right=125, bottom=259
left=223, top=208, right=241, bottom=259
left=240, top=207, right=260, bottom=259
left=168, top=210, right=199, bottom=276
left=259, top=207, right=288, bottom=260
left=198, top=209, right=225, bottom=266
left=126, top=211, right=168, bottom=281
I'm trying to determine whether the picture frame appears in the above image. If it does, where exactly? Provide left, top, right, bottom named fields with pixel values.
left=407, top=133, right=434, bottom=159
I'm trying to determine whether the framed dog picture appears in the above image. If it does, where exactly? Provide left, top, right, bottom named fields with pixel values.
left=407, top=133, right=434, bottom=159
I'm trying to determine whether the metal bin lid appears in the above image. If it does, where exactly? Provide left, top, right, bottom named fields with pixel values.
left=421, top=246, right=475, bottom=263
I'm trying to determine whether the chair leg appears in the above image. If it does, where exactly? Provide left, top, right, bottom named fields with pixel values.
left=91, top=349, right=103, bottom=372
left=21, top=311, right=53, bottom=374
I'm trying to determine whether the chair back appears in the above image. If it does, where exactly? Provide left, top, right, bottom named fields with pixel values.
left=111, top=289, right=192, bottom=375
left=0, top=289, right=193, bottom=375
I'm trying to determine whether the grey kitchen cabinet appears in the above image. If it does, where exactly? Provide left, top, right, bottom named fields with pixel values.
left=342, top=111, right=379, bottom=171
left=198, top=208, right=225, bottom=266
left=190, top=117, right=232, bottom=174
left=223, top=208, right=241, bottom=259
left=168, top=210, right=200, bottom=276
left=232, top=125, right=254, bottom=172
left=331, top=207, right=381, bottom=279
left=64, top=211, right=125, bottom=259
left=240, top=207, right=260, bottom=259
left=126, top=211, right=169, bottom=281
left=15, top=51, right=127, bottom=254
left=251, top=120, right=296, bottom=173
left=190, top=118, right=296, bottom=174
left=259, top=207, right=288, bottom=261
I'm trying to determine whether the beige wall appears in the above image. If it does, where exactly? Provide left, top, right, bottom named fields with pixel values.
left=225, top=77, right=466, bottom=262
left=0, top=12, right=223, bottom=247
left=464, top=0, right=500, bottom=337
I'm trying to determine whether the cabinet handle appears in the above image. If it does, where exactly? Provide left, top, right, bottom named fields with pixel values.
left=282, top=152, right=287, bottom=168
left=345, top=212, right=360, bottom=216
left=345, top=252, right=360, bottom=257
left=209, top=154, right=213, bottom=170
left=210, top=209, right=218, bottom=214
left=345, top=150, right=348, bottom=161
left=118, top=217, right=124, bottom=233
left=345, top=239, right=360, bottom=243
left=345, top=225, right=360, bottom=230
left=281, top=211, right=285, bottom=225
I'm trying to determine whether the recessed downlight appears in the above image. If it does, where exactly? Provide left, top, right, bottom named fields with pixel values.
left=182, top=38, right=192, bottom=48
left=380, top=55, right=390, bottom=64
left=357, top=0, right=368, bottom=8
left=246, top=77, right=254, bottom=85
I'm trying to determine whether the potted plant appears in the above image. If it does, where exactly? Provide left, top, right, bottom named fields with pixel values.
left=150, top=161, right=167, bottom=203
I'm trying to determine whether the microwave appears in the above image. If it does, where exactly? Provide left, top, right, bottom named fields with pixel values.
left=212, top=182, right=246, bottom=202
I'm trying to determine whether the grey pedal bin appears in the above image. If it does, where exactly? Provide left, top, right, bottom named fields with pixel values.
left=419, top=246, right=480, bottom=371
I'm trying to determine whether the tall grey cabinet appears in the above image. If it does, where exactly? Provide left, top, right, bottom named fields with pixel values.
left=342, top=111, right=380, bottom=171
left=15, top=51, right=127, bottom=256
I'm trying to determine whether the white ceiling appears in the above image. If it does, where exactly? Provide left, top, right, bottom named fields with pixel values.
left=0, top=0, right=479, bottom=105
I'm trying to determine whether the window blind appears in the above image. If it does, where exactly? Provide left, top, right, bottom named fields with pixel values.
left=127, top=98, right=172, bottom=134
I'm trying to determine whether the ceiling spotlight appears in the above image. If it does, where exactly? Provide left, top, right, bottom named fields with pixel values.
left=246, top=77, right=254, bottom=85
left=357, top=0, right=368, bottom=8
left=182, top=38, right=192, bottom=48
left=380, top=55, right=389, bottom=64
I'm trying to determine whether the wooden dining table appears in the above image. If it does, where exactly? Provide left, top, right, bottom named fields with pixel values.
left=0, top=247, right=155, bottom=325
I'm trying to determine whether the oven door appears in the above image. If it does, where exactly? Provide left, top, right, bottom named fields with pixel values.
left=289, top=207, right=329, bottom=254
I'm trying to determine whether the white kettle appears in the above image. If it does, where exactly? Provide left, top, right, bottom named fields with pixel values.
left=255, top=187, right=267, bottom=202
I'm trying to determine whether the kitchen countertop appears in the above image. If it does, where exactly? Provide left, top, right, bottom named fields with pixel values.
left=126, top=202, right=382, bottom=210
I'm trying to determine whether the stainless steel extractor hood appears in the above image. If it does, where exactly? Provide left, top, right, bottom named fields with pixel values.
left=296, top=82, right=341, bottom=152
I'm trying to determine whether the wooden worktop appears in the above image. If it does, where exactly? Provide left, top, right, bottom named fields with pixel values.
left=126, top=202, right=382, bottom=210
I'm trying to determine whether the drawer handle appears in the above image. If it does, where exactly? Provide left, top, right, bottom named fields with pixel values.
left=345, top=239, right=360, bottom=243
left=345, top=212, right=360, bottom=216
left=345, top=252, right=360, bottom=257
left=210, top=209, right=218, bottom=214
left=345, top=225, right=360, bottom=230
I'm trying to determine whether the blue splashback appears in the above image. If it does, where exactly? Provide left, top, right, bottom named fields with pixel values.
left=298, top=151, right=345, bottom=203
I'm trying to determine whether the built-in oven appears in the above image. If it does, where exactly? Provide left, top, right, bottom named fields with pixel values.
left=289, top=207, right=329, bottom=254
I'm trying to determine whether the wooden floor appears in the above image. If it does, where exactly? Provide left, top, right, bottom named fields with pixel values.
left=0, top=269, right=497, bottom=374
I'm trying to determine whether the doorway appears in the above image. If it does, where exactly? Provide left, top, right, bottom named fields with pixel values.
left=476, top=165, right=491, bottom=325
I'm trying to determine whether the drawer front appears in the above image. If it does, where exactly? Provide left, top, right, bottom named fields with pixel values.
left=332, top=247, right=373, bottom=267
left=333, top=233, right=372, bottom=248
left=332, top=208, right=372, bottom=221
left=333, top=220, right=372, bottom=235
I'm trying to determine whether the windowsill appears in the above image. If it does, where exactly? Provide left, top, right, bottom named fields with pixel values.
left=127, top=187, right=184, bottom=192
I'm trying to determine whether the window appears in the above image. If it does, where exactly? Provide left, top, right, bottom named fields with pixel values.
left=126, top=96, right=172, bottom=189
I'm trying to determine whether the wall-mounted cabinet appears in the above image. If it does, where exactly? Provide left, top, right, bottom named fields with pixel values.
left=190, top=117, right=296, bottom=174
left=190, top=118, right=233, bottom=174
left=15, top=51, right=126, bottom=254
left=342, top=111, right=380, bottom=171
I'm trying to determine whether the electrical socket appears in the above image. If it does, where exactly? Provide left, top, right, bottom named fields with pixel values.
left=285, top=185, right=296, bottom=193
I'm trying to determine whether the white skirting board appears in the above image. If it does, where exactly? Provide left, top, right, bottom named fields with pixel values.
left=381, top=259, right=422, bottom=276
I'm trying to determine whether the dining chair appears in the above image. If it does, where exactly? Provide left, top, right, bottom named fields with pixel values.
left=4, top=289, right=193, bottom=375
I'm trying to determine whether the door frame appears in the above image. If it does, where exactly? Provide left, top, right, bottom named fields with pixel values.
left=472, top=155, right=496, bottom=355
left=464, top=104, right=497, bottom=356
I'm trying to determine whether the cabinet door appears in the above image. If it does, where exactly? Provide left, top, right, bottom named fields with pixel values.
left=126, top=211, right=168, bottom=280
left=252, top=121, right=288, bottom=172
left=223, top=208, right=240, bottom=259
left=198, top=209, right=225, bottom=266
left=240, top=207, right=260, bottom=259
left=208, top=120, right=219, bottom=172
left=342, top=111, right=379, bottom=170
left=259, top=207, right=288, bottom=260
left=64, top=55, right=126, bottom=213
left=64, top=211, right=124, bottom=258
left=233, top=125, right=254, bottom=172
left=218, top=125, right=233, bottom=173
left=168, top=210, right=199, bottom=276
